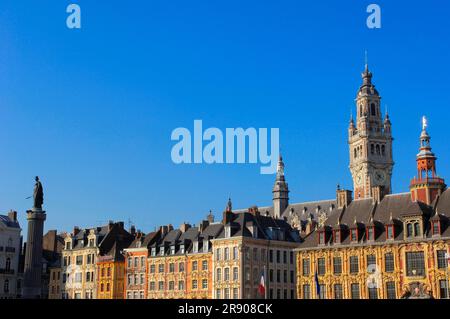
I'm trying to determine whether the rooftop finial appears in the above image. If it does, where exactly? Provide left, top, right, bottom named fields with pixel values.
left=422, top=116, right=428, bottom=131
left=365, top=50, right=368, bottom=70
left=276, top=152, right=285, bottom=177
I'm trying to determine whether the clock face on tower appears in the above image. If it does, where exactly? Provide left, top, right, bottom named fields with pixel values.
left=374, top=170, right=386, bottom=184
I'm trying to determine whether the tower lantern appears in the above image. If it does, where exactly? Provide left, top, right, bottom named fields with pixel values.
left=410, top=117, right=446, bottom=204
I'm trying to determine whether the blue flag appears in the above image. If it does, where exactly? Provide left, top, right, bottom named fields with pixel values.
left=315, top=271, right=321, bottom=298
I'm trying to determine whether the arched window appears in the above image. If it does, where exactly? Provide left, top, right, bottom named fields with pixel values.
left=371, top=144, right=375, bottom=155
left=407, top=223, right=413, bottom=237
left=360, top=106, right=363, bottom=117
left=4, top=279, right=9, bottom=293
left=414, top=222, right=421, bottom=236
left=5, top=258, right=11, bottom=271
left=381, top=145, right=385, bottom=156
left=376, top=145, right=380, bottom=155
left=371, top=103, right=376, bottom=116
left=354, top=148, right=357, bottom=159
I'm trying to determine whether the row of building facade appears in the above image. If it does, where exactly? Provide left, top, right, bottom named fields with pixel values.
left=1, top=64, right=449, bottom=299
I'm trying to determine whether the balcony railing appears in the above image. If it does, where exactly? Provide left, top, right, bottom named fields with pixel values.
left=410, top=177, right=445, bottom=186
left=0, top=269, right=15, bottom=275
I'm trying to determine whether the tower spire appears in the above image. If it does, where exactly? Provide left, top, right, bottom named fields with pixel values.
left=272, top=152, right=289, bottom=219
left=410, top=116, right=446, bottom=204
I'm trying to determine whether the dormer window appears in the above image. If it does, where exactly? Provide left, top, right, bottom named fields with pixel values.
left=180, top=244, right=185, bottom=254
left=432, top=221, right=441, bottom=236
left=170, top=245, right=176, bottom=255
left=366, top=227, right=375, bottom=241
left=386, top=225, right=394, bottom=240
left=318, top=231, right=325, bottom=245
left=151, top=248, right=156, bottom=257
left=350, top=228, right=358, bottom=242
left=160, top=247, right=165, bottom=256
left=333, top=230, right=341, bottom=244
left=225, top=226, right=231, bottom=238
left=193, top=241, right=198, bottom=253
left=203, top=240, right=209, bottom=253
left=405, top=219, right=423, bottom=239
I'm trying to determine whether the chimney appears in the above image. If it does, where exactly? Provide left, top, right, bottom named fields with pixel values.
left=371, top=186, right=386, bottom=203
left=248, top=206, right=260, bottom=216
left=160, top=224, right=173, bottom=237
left=305, top=219, right=316, bottom=236
left=198, top=220, right=209, bottom=233
left=108, top=220, right=115, bottom=231
left=130, top=225, right=136, bottom=236
left=179, top=223, right=191, bottom=233
left=337, top=188, right=353, bottom=209
left=73, top=226, right=80, bottom=236
left=117, top=221, right=124, bottom=229
left=222, top=211, right=233, bottom=225
left=207, top=211, right=215, bottom=223
left=8, top=210, right=17, bottom=222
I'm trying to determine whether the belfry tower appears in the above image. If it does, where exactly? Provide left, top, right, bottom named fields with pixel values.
left=273, top=155, right=289, bottom=219
left=348, top=63, right=394, bottom=199
left=410, top=117, right=446, bottom=205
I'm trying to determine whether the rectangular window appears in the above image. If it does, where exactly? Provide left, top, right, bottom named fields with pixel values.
left=406, top=251, right=425, bottom=276
left=368, top=287, right=378, bottom=299
left=387, top=226, right=394, bottom=239
left=386, top=281, right=396, bottom=299
left=225, top=288, right=230, bottom=299
left=319, top=232, right=325, bottom=245
left=269, top=250, right=273, bottom=263
left=202, top=260, right=208, bottom=270
left=318, top=284, right=326, bottom=299
left=179, top=262, right=185, bottom=272
left=283, top=251, right=287, bottom=263
left=334, top=284, right=343, bottom=299
left=276, top=250, right=281, bottom=263
left=233, top=247, right=238, bottom=260
left=439, top=280, right=449, bottom=299
left=169, top=281, right=174, bottom=290
left=76, top=255, right=83, bottom=265
left=350, top=229, right=358, bottom=242
left=367, top=227, right=374, bottom=240
left=276, top=270, right=281, bottom=283
left=333, top=257, right=342, bottom=275
left=169, top=263, right=175, bottom=273
left=192, top=261, right=198, bottom=271
left=433, top=222, right=440, bottom=235
left=202, top=279, right=208, bottom=289
left=437, top=250, right=447, bottom=269
left=290, top=251, right=294, bottom=264
left=367, top=254, right=376, bottom=268
left=317, top=258, right=326, bottom=275
left=178, top=281, right=184, bottom=291
left=150, top=265, right=155, bottom=273
left=385, top=253, right=394, bottom=273
left=302, top=258, right=310, bottom=276
left=290, top=270, right=294, bottom=284
left=351, top=283, right=360, bottom=299
left=216, top=289, right=221, bottom=299
left=158, top=264, right=164, bottom=273
left=149, top=281, right=155, bottom=291
left=225, top=247, right=229, bottom=260
left=253, top=248, right=258, bottom=261
left=350, top=256, right=359, bottom=274
left=283, top=270, right=287, bottom=283
left=233, top=288, right=239, bottom=299
left=269, top=269, right=273, bottom=282
left=158, top=281, right=164, bottom=290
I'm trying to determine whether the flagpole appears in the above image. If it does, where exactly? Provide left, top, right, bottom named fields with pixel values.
left=264, top=265, right=268, bottom=300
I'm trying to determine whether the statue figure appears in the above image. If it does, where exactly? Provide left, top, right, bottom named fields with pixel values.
left=33, top=176, right=44, bottom=210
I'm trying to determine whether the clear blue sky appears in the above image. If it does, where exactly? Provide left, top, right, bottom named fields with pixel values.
left=1, top=0, right=449, bottom=236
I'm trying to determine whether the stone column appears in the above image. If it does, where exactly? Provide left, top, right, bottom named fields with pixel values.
left=22, top=208, right=47, bottom=299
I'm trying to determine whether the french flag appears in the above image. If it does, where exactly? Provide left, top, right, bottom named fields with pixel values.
left=258, top=270, right=266, bottom=297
